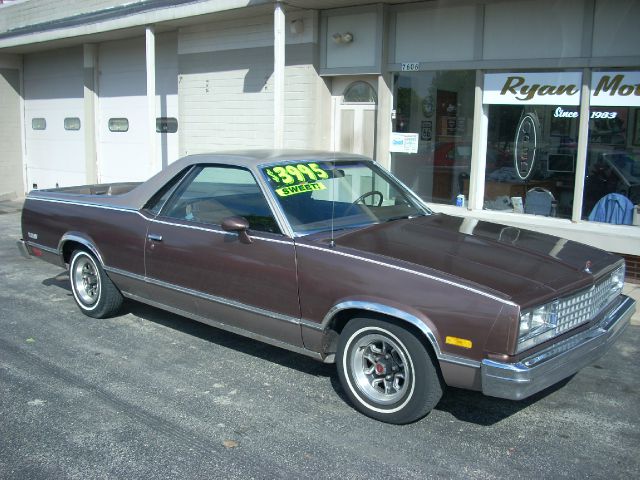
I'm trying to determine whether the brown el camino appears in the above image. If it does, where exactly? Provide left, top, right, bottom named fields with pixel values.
left=18, top=151, right=635, bottom=424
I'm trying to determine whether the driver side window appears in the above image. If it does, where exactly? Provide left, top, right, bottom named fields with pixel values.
left=161, top=165, right=280, bottom=234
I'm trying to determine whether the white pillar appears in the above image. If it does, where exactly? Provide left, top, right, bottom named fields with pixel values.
left=468, top=70, right=488, bottom=210
left=376, top=74, right=392, bottom=169
left=83, top=44, right=98, bottom=184
left=146, top=25, right=157, bottom=173
left=572, top=68, right=591, bottom=223
left=273, top=2, right=285, bottom=149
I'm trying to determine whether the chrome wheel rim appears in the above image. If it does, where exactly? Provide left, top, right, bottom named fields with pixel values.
left=72, top=255, right=100, bottom=306
left=350, top=333, right=411, bottom=405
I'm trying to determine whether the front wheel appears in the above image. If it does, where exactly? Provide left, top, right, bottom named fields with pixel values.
left=69, top=249, right=123, bottom=318
left=337, top=318, right=443, bottom=424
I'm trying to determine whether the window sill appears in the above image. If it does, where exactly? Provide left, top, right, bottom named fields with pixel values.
left=428, top=203, right=640, bottom=256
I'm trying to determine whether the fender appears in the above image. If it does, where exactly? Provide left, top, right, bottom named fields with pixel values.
left=58, top=232, right=105, bottom=267
left=316, top=300, right=480, bottom=369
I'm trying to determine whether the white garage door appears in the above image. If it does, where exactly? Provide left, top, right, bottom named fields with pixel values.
left=97, top=33, right=178, bottom=184
left=24, top=47, right=85, bottom=190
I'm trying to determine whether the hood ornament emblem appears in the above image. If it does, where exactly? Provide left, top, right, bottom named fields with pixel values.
left=584, top=260, right=592, bottom=274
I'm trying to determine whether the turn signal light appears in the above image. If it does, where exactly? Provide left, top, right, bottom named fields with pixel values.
left=445, top=336, right=473, bottom=349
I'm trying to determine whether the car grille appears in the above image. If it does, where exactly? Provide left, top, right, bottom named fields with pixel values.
left=554, top=265, right=625, bottom=335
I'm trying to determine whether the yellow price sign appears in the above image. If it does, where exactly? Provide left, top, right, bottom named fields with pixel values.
left=264, top=163, right=330, bottom=185
left=275, top=182, right=327, bottom=197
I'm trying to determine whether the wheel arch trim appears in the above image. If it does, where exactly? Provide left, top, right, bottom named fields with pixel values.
left=58, top=233, right=105, bottom=266
left=319, top=301, right=481, bottom=369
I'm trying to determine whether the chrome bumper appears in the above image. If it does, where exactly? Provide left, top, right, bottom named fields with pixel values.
left=17, top=239, right=31, bottom=259
left=481, top=295, right=635, bottom=401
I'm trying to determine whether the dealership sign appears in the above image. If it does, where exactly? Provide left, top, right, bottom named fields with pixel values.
left=484, top=71, right=640, bottom=107
left=591, top=71, right=640, bottom=107
left=484, top=72, right=582, bottom=105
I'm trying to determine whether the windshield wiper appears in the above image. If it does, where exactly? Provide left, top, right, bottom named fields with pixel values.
left=384, top=213, right=424, bottom=222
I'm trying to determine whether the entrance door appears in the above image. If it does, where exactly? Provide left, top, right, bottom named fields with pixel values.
left=332, top=76, right=377, bottom=158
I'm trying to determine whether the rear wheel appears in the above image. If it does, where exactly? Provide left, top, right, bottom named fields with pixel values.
left=337, top=317, right=443, bottom=424
left=69, top=249, right=123, bottom=318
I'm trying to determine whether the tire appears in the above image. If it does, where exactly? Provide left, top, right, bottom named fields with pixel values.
left=69, top=249, right=123, bottom=318
left=337, top=317, right=443, bottom=424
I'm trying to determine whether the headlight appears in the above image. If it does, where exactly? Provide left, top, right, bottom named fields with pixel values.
left=517, top=301, right=559, bottom=353
left=596, top=264, right=625, bottom=313
left=610, top=264, right=625, bottom=296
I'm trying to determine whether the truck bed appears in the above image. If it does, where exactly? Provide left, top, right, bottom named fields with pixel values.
left=40, top=182, right=141, bottom=196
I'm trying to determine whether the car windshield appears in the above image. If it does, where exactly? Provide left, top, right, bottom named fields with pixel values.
left=260, top=159, right=429, bottom=235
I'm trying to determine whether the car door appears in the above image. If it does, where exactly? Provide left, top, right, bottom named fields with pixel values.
left=144, top=164, right=303, bottom=347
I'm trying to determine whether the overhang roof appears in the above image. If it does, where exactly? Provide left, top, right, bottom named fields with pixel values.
left=0, top=0, right=440, bottom=53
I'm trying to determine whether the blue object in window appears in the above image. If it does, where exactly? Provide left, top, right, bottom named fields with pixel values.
left=588, top=193, right=634, bottom=225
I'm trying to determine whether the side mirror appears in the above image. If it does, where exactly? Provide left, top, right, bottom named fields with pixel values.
left=221, top=216, right=252, bottom=244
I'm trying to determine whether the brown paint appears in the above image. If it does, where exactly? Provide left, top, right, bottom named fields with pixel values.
left=20, top=150, right=626, bottom=392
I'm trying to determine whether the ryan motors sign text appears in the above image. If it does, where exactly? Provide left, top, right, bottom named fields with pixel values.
left=591, top=72, right=640, bottom=107
left=484, top=72, right=582, bottom=105
left=484, top=71, right=640, bottom=107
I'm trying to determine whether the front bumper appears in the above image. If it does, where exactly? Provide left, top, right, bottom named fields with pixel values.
left=481, top=295, right=635, bottom=400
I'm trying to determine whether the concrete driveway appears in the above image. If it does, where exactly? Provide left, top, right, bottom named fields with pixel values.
left=1, top=205, right=639, bottom=479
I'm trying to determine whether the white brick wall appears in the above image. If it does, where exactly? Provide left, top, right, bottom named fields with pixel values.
left=178, top=12, right=327, bottom=155
left=179, top=65, right=274, bottom=154
left=0, top=67, right=24, bottom=198
left=284, top=64, right=323, bottom=149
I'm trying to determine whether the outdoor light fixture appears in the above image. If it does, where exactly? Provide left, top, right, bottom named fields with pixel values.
left=290, top=19, right=304, bottom=34
left=332, top=32, right=354, bottom=44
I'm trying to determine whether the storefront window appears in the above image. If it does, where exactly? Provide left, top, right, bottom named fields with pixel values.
left=582, top=71, right=639, bottom=226
left=482, top=72, right=582, bottom=219
left=391, top=71, right=475, bottom=204
left=484, top=105, right=578, bottom=218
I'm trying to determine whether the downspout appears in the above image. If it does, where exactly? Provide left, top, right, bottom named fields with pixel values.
left=274, top=1, right=285, bottom=149
left=146, top=25, right=157, bottom=173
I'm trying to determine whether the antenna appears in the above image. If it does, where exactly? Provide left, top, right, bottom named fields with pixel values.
left=330, top=159, right=336, bottom=248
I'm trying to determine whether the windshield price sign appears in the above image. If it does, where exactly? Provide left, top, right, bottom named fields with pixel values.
left=263, top=163, right=330, bottom=197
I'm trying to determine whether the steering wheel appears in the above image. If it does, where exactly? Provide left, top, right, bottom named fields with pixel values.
left=352, top=190, right=384, bottom=207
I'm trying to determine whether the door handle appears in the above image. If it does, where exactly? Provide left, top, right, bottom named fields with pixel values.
left=147, top=233, right=163, bottom=242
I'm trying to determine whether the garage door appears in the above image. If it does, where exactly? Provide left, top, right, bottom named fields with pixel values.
left=97, top=33, right=178, bottom=184
left=24, top=47, right=85, bottom=190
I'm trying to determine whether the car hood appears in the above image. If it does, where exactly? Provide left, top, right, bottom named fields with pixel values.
left=328, top=214, right=619, bottom=305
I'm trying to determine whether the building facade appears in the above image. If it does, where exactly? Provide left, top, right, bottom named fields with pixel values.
left=0, top=0, right=638, bottom=277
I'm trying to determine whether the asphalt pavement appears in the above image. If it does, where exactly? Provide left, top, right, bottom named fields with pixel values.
left=1, top=205, right=639, bottom=479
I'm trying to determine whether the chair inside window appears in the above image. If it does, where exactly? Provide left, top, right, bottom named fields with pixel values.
left=524, top=187, right=557, bottom=216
